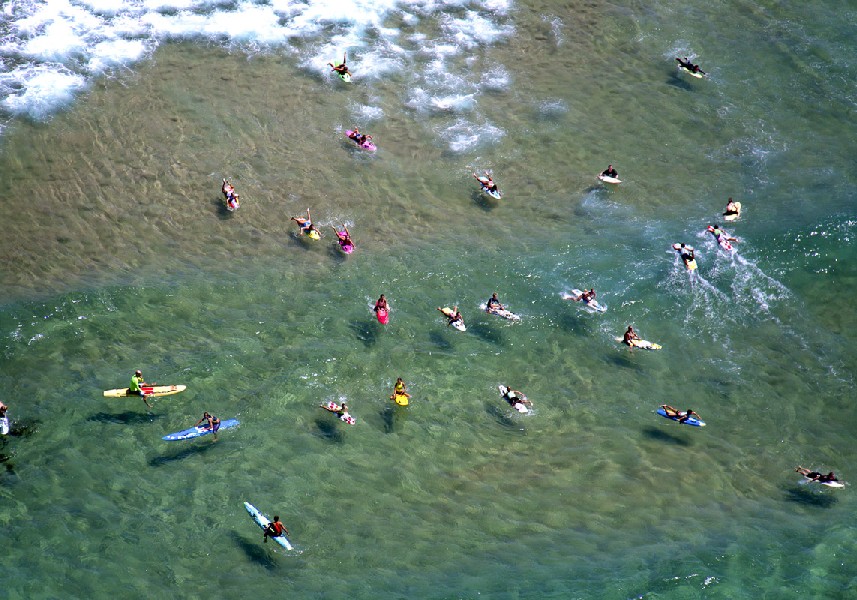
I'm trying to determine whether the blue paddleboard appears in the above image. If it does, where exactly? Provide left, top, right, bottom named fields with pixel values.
left=244, top=501, right=293, bottom=550
left=163, top=418, right=239, bottom=441
left=656, top=408, right=705, bottom=427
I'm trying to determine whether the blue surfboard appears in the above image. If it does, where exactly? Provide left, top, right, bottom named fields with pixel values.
left=656, top=408, right=704, bottom=427
left=163, top=418, right=239, bottom=441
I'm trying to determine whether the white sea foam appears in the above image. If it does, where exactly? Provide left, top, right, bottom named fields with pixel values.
left=0, top=0, right=515, bottom=141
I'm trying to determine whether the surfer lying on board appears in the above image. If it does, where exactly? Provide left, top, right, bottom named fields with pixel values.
left=622, top=326, right=640, bottom=346
left=328, top=53, right=352, bottom=77
left=348, top=128, right=372, bottom=146
left=795, top=467, right=839, bottom=484
left=485, top=292, right=504, bottom=313
left=707, top=224, right=736, bottom=243
left=569, top=289, right=596, bottom=303
left=332, top=225, right=354, bottom=247
left=221, top=179, right=240, bottom=209
left=661, top=405, right=700, bottom=424
left=291, top=209, right=320, bottom=237
left=129, top=370, right=153, bottom=409
left=503, top=387, right=532, bottom=409
left=724, top=198, right=739, bottom=217
left=676, top=57, right=706, bottom=75
left=320, top=401, right=355, bottom=423
left=438, top=306, right=464, bottom=328
left=674, top=243, right=695, bottom=264
left=263, top=515, right=289, bottom=543
left=473, top=172, right=499, bottom=193
left=601, top=165, right=618, bottom=179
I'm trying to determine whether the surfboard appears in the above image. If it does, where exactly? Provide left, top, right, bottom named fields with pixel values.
left=244, top=502, right=293, bottom=550
left=562, top=289, right=607, bottom=313
left=162, top=419, right=239, bottom=441
left=615, top=337, right=662, bottom=350
left=376, top=307, right=389, bottom=324
left=656, top=407, right=705, bottom=427
left=306, top=229, right=321, bottom=240
left=103, top=384, right=187, bottom=398
left=498, top=385, right=530, bottom=414
left=723, top=201, right=742, bottom=222
left=393, top=393, right=409, bottom=406
left=440, top=307, right=466, bottom=331
left=598, top=174, right=621, bottom=184
left=0, top=416, right=9, bottom=435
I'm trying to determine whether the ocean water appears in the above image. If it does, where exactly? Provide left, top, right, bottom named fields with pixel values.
left=2, top=0, right=857, bottom=598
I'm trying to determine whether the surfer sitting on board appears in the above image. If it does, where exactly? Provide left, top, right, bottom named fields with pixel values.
left=328, top=53, right=352, bottom=77
left=195, top=412, right=221, bottom=437
left=724, top=198, right=739, bottom=217
left=601, top=165, right=618, bottom=179
left=661, top=405, right=699, bottom=424
left=263, top=515, right=289, bottom=543
left=291, top=209, right=320, bottom=237
left=473, top=172, right=499, bottom=193
left=391, top=377, right=411, bottom=402
left=129, top=370, right=153, bottom=409
left=676, top=57, right=705, bottom=75
left=795, top=467, right=838, bottom=484
left=622, top=325, right=640, bottom=346
left=485, top=292, right=504, bottom=313
left=438, top=306, right=464, bottom=328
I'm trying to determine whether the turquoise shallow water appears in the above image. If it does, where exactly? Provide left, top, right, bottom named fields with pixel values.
left=2, top=0, right=857, bottom=598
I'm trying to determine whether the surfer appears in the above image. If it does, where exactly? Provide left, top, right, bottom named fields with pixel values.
left=601, top=165, right=618, bottom=179
left=374, top=294, right=388, bottom=314
left=195, top=412, right=221, bottom=439
left=661, top=405, right=699, bottom=424
left=674, top=243, right=695, bottom=265
left=724, top=198, right=739, bottom=217
left=221, top=178, right=239, bottom=210
left=676, top=57, right=706, bottom=75
left=485, top=292, right=504, bottom=313
left=707, top=224, right=736, bottom=242
left=129, top=369, right=153, bottom=409
left=291, top=209, right=320, bottom=237
left=795, top=466, right=838, bottom=483
left=502, top=387, right=532, bottom=410
left=328, top=53, right=352, bottom=77
left=473, top=172, right=499, bottom=193
left=320, top=401, right=354, bottom=423
left=332, top=225, right=354, bottom=249
left=438, top=306, right=464, bottom=328
left=0, top=400, right=7, bottom=418
left=569, top=288, right=596, bottom=303
left=348, top=128, right=372, bottom=147
left=622, top=325, right=640, bottom=346
left=263, top=515, right=289, bottom=543
left=391, top=378, right=411, bottom=404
